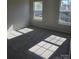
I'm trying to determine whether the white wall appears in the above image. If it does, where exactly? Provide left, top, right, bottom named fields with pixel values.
left=7, top=0, right=30, bottom=30
left=30, top=0, right=71, bottom=33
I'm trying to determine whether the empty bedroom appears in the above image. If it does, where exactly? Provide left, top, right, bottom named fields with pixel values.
left=7, top=0, right=71, bottom=59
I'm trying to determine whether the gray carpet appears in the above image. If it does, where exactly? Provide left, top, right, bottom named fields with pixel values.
left=7, top=26, right=71, bottom=59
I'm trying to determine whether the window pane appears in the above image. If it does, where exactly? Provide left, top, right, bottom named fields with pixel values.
left=33, top=1, right=43, bottom=20
left=59, top=0, right=71, bottom=26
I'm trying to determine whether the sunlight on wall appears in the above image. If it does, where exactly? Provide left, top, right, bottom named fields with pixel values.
left=45, top=35, right=67, bottom=45
left=7, top=25, right=14, bottom=32
left=29, top=41, right=59, bottom=59
left=18, top=28, right=34, bottom=33
left=7, top=25, right=23, bottom=39
left=7, top=25, right=34, bottom=39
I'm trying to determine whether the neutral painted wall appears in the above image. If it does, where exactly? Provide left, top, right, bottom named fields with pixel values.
left=30, top=0, right=71, bottom=33
left=7, top=0, right=30, bottom=30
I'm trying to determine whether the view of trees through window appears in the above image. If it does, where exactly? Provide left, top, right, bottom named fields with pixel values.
left=33, top=1, right=43, bottom=20
left=59, top=0, right=71, bottom=26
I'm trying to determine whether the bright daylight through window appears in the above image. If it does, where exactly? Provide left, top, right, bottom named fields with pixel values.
left=33, top=1, right=43, bottom=21
left=59, top=0, right=71, bottom=26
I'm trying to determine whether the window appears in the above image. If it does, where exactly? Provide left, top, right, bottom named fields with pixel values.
left=59, top=0, right=71, bottom=26
left=33, top=1, right=43, bottom=21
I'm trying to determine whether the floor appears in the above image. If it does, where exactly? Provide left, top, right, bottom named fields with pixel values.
left=7, top=26, right=71, bottom=59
